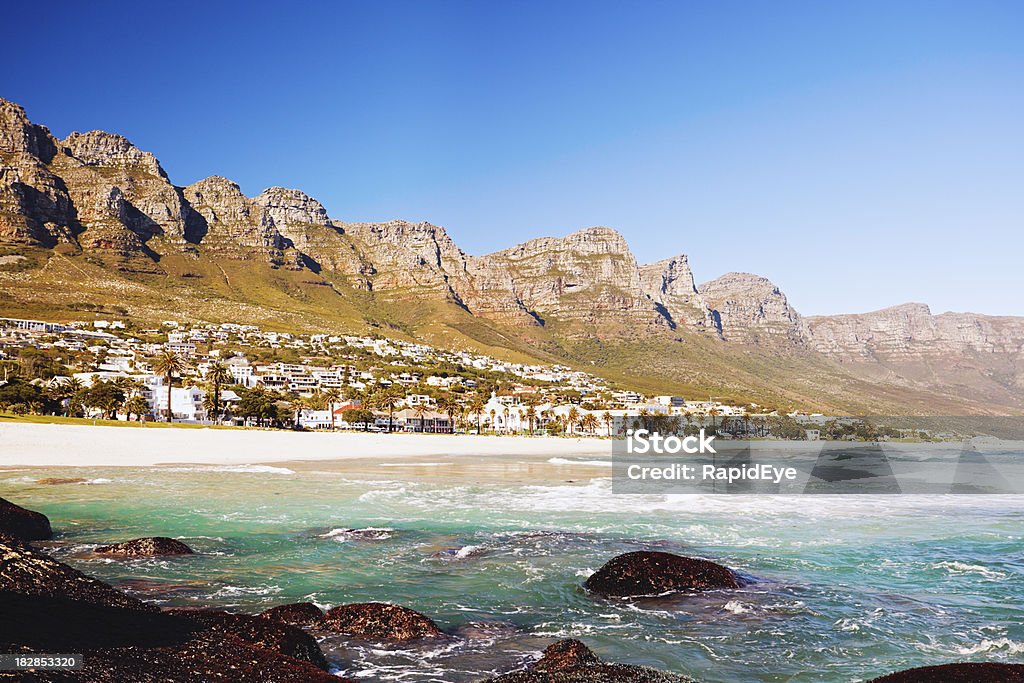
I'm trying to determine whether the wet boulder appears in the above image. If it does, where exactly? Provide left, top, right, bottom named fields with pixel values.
left=260, top=601, right=326, bottom=628
left=95, top=537, right=195, bottom=556
left=0, top=496, right=53, bottom=541
left=868, top=663, right=1024, bottom=682
left=0, top=533, right=151, bottom=610
left=584, top=551, right=741, bottom=598
left=164, top=607, right=328, bottom=670
left=320, top=602, right=445, bottom=641
left=484, top=639, right=698, bottom=682
left=0, top=536, right=342, bottom=682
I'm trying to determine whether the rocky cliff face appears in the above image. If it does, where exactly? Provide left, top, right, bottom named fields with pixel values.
left=639, top=255, right=715, bottom=330
left=463, top=227, right=669, bottom=328
left=699, top=272, right=805, bottom=344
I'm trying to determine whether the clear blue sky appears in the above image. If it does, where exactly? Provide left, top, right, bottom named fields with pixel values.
left=4, top=1, right=1022, bottom=315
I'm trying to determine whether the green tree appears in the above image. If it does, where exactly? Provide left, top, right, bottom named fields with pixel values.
left=153, top=351, right=188, bottom=422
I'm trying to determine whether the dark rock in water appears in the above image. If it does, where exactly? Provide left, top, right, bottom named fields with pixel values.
left=584, top=551, right=741, bottom=597
left=0, top=533, right=152, bottom=610
left=260, top=601, right=326, bottom=627
left=35, top=477, right=87, bottom=485
left=320, top=602, right=446, bottom=641
left=95, top=536, right=195, bottom=556
left=0, top=496, right=53, bottom=541
left=868, top=662, right=1024, bottom=682
left=484, top=638, right=698, bottom=682
left=533, top=639, right=601, bottom=671
left=0, top=536, right=343, bottom=682
left=164, top=607, right=328, bottom=670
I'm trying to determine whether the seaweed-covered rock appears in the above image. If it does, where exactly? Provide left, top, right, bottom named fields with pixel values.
left=260, top=601, right=326, bottom=628
left=320, top=602, right=445, bottom=641
left=164, top=607, right=328, bottom=670
left=95, top=537, right=194, bottom=556
left=484, top=639, right=698, bottom=682
left=0, top=537, right=342, bottom=682
left=583, top=551, right=740, bottom=597
left=868, top=662, right=1024, bottom=682
left=0, top=533, right=151, bottom=610
left=0, top=497, right=52, bottom=541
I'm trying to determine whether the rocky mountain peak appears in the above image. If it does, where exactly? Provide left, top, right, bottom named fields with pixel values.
left=254, top=187, right=331, bottom=228
left=63, top=131, right=166, bottom=179
left=0, top=98, right=57, bottom=163
left=699, top=272, right=804, bottom=343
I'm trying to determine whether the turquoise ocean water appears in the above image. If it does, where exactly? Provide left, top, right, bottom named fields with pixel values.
left=3, top=451, right=1024, bottom=682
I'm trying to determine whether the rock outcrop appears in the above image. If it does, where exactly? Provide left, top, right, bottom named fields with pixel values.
left=163, top=607, right=328, bottom=670
left=0, top=497, right=52, bottom=541
left=639, top=255, right=715, bottom=330
left=867, top=662, right=1024, bottom=682
left=583, top=551, right=741, bottom=597
left=699, top=272, right=804, bottom=344
left=259, top=601, right=326, bottom=628
left=0, top=535, right=341, bottom=682
left=320, top=602, right=445, bottom=641
left=94, top=537, right=195, bottom=557
left=484, top=639, right=697, bottom=682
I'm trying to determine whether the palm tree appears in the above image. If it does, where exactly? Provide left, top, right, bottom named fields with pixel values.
left=469, top=394, right=486, bottom=434
left=288, top=396, right=307, bottom=428
left=581, top=413, right=599, bottom=435
left=437, top=393, right=459, bottom=434
left=567, top=406, right=580, bottom=436
left=502, top=406, right=510, bottom=434
left=488, top=408, right=497, bottom=433
left=413, top=402, right=429, bottom=433
left=708, top=407, right=720, bottom=432
left=524, top=405, right=537, bottom=436
left=321, top=387, right=341, bottom=431
left=152, top=351, right=187, bottom=422
left=372, top=386, right=402, bottom=433
left=207, top=362, right=231, bottom=421
left=602, top=411, right=613, bottom=436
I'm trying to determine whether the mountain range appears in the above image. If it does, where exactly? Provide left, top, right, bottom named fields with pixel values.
left=1, top=98, right=1021, bottom=414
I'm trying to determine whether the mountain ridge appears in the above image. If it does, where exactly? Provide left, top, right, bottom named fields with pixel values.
left=2, top=97, right=1021, bottom=414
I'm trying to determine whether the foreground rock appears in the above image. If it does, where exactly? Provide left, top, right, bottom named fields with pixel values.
left=321, top=602, right=446, bottom=641
left=260, top=601, right=326, bottom=627
left=485, top=639, right=697, bottom=682
left=95, top=536, right=195, bottom=556
left=0, top=536, right=342, bottom=682
left=868, top=662, right=1024, bottom=682
left=584, top=551, right=741, bottom=597
left=0, top=497, right=52, bottom=541
left=164, top=607, right=328, bottom=670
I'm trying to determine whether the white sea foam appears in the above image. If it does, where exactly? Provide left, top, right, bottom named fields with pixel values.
left=955, top=638, right=1024, bottom=655
left=83, top=478, right=113, bottom=484
left=378, top=462, right=453, bottom=467
left=932, top=561, right=1007, bottom=580
left=159, top=464, right=295, bottom=474
left=548, top=457, right=612, bottom=467
left=723, top=600, right=752, bottom=615
left=320, top=527, right=394, bottom=541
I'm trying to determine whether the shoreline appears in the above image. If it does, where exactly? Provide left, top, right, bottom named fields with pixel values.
left=0, top=421, right=610, bottom=467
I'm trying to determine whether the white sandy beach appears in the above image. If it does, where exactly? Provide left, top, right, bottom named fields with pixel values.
left=0, top=422, right=610, bottom=467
